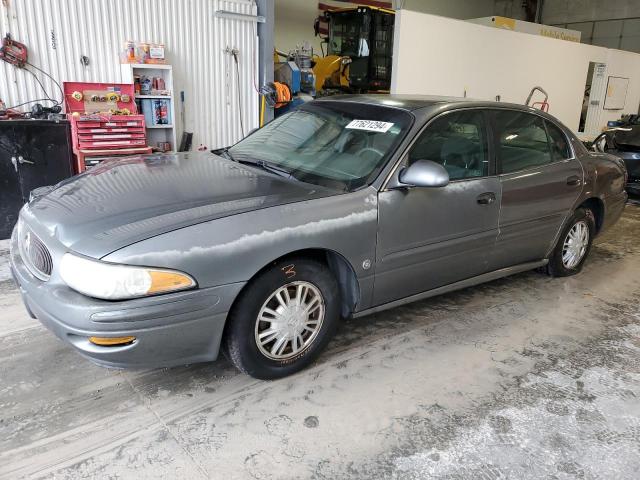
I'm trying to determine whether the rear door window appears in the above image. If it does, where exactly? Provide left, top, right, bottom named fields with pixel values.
left=494, top=110, right=552, bottom=174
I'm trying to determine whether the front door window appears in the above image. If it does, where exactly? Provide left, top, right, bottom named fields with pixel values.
left=408, top=110, right=489, bottom=181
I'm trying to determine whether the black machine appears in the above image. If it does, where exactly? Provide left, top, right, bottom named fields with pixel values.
left=0, top=119, right=74, bottom=239
left=318, top=6, right=395, bottom=92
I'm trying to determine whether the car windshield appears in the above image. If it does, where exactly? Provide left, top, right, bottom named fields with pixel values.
left=228, top=101, right=413, bottom=191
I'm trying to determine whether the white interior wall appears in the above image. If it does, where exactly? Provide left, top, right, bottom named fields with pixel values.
left=601, top=49, right=640, bottom=124
left=391, top=10, right=640, bottom=136
left=274, top=0, right=324, bottom=55
left=0, top=0, right=259, bottom=150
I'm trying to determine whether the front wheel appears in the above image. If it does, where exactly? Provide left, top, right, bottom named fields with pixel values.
left=546, top=207, right=595, bottom=277
left=223, top=258, right=340, bottom=379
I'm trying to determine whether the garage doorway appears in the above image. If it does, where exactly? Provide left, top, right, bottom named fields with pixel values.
left=579, top=62, right=607, bottom=137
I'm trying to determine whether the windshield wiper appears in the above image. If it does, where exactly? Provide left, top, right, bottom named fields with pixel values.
left=214, top=147, right=294, bottom=179
left=235, top=158, right=294, bottom=179
left=212, top=147, right=235, bottom=162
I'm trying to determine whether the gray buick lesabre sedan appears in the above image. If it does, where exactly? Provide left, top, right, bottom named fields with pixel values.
left=10, top=95, right=627, bottom=379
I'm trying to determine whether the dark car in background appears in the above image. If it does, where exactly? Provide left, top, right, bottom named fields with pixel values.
left=10, top=95, right=627, bottom=379
left=591, top=117, right=640, bottom=195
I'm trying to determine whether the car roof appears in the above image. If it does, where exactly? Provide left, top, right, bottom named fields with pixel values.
left=316, top=94, right=542, bottom=114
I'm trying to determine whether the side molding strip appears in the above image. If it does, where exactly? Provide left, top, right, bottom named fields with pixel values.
left=352, top=260, right=548, bottom=318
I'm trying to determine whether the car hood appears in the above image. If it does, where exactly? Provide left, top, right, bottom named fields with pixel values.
left=25, top=152, right=336, bottom=258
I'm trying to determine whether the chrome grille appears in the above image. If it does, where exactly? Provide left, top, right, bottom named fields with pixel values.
left=18, top=222, right=53, bottom=281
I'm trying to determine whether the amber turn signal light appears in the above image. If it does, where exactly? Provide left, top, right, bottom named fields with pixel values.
left=148, top=271, right=195, bottom=294
left=89, top=336, right=136, bottom=346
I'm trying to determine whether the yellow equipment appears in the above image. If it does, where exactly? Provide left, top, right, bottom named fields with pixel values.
left=271, top=6, right=395, bottom=102
left=313, top=55, right=351, bottom=93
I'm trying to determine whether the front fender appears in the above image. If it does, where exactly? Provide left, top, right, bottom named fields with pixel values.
left=103, top=187, right=379, bottom=308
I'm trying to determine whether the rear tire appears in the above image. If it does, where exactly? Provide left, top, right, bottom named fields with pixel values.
left=223, top=258, right=340, bottom=379
left=546, top=207, right=595, bottom=277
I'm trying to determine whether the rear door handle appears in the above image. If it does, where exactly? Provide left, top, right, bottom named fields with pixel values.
left=567, top=175, right=581, bottom=186
left=476, top=192, right=496, bottom=205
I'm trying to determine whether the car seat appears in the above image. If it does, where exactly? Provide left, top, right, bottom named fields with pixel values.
left=440, top=135, right=484, bottom=178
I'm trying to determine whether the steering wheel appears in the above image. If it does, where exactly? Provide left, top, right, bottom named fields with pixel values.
left=356, top=147, right=385, bottom=160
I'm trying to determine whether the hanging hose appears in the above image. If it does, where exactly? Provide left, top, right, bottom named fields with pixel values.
left=273, top=82, right=291, bottom=108
left=260, top=82, right=291, bottom=109
left=231, top=49, right=244, bottom=137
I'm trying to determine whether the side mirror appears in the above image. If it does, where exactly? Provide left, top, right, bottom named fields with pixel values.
left=394, top=160, right=450, bottom=188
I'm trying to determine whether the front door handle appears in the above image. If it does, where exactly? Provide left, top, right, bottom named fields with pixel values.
left=476, top=192, right=496, bottom=205
left=18, top=155, right=34, bottom=165
left=566, top=175, right=581, bottom=186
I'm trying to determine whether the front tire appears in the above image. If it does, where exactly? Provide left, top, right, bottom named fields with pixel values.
left=223, top=258, right=340, bottom=379
left=546, top=207, right=595, bottom=277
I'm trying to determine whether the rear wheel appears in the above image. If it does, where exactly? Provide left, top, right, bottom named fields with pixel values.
left=223, top=258, right=340, bottom=379
left=546, top=207, right=595, bottom=277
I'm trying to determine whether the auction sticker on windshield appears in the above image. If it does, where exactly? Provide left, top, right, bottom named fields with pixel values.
left=346, top=120, right=394, bottom=133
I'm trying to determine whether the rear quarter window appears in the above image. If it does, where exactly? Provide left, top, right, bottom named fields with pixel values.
left=545, top=121, right=572, bottom=161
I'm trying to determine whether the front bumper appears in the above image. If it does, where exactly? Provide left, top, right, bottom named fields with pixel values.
left=9, top=225, right=245, bottom=369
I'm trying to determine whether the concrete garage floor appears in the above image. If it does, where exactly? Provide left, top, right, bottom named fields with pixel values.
left=1, top=204, right=639, bottom=480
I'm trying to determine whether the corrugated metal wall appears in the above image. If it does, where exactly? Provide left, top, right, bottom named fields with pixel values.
left=0, top=0, right=259, bottom=149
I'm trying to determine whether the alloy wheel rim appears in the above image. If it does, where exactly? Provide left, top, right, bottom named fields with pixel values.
left=562, top=220, right=589, bottom=269
left=255, top=281, right=325, bottom=360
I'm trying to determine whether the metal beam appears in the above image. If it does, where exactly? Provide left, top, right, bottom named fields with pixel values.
left=214, top=10, right=266, bottom=23
left=256, top=0, right=274, bottom=123
left=535, top=0, right=544, bottom=24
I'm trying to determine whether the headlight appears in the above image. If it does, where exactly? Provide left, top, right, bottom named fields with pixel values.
left=59, top=254, right=196, bottom=300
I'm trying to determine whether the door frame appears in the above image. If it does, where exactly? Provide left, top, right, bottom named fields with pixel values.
left=487, top=108, right=584, bottom=269
left=372, top=107, right=501, bottom=306
left=583, top=62, right=607, bottom=138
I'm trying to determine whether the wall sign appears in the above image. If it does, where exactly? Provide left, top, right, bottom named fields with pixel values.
left=604, top=76, right=629, bottom=110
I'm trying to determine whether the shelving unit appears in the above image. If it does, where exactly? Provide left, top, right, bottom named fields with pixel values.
left=120, top=63, right=177, bottom=152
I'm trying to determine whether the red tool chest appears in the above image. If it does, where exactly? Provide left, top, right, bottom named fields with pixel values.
left=71, top=115, right=147, bottom=149
left=64, top=82, right=152, bottom=173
